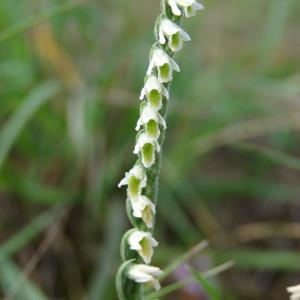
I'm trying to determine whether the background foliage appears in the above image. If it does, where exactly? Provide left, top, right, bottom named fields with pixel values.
left=0, top=0, right=300, bottom=299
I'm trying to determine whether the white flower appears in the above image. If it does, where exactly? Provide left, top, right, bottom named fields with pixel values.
left=133, top=132, right=160, bottom=168
left=131, top=195, right=156, bottom=228
left=118, top=165, right=147, bottom=199
left=140, top=75, right=169, bottom=110
left=136, top=104, right=166, bottom=140
left=147, top=48, right=180, bottom=83
left=287, top=284, right=300, bottom=300
left=158, top=19, right=190, bottom=52
left=167, top=0, right=204, bottom=18
left=128, top=230, right=158, bottom=264
left=128, top=264, right=163, bottom=291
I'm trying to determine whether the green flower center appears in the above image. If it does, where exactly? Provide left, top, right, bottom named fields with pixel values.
left=146, top=119, right=159, bottom=138
left=142, top=205, right=153, bottom=227
left=140, top=237, right=152, bottom=260
left=128, top=176, right=141, bottom=198
left=187, top=6, right=193, bottom=15
left=148, top=90, right=161, bottom=108
left=171, top=32, right=181, bottom=49
left=142, top=143, right=154, bottom=166
left=159, top=63, right=170, bottom=81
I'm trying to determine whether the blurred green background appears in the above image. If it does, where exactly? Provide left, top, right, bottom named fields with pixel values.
left=0, top=0, right=300, bottom=299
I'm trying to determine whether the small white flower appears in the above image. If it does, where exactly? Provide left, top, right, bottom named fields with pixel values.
left=147, top=48, right=180, bottom=83
left=136, top=104, right=166, bottom=140
left=158, top=19, right=190, bottom=52
left=118, top=165, right=147, bottom=199
left=128, top=264, right=163, bottom=291
left=140, top=75, right=169, bottom=110
left=287, top=284, right=300, bottom=300
left=131, top=195, right=156, bottom=228
left=133, top=132, right=160, bottom=168
left=128, top=230, right=158, bottom=264
left=167, top=0, right=204, bottom=18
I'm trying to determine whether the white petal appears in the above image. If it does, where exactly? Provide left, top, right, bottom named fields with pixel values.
left=133, top=142, right=140, bottom=154
left=147, top=60, right=155, bottom=76
left=146, top=76, right=162, bottom=93
left=118, top=175, right=128, bottom=188
left=158, top=113, right=166, bottom=129
left=152, top=279, right=161, bottom=291
left=130, top=195, right=156, bottom=226
left=131, top=165, right=145, bottom=179
left=154, top=140, right=161, bottom=153
left=291, top=294, right=300, bottom=300
left=170, top=57, right=180, bottom=72
left=143, top=265, right=162, bottom=276
left=128, top=231, right=146, bottom=251
left=135, top=118, right=142, bottom=131
left=184, top=1, right=204, bottom=17
left=140, top=176, right=147, bottom=189
left=159, top=28, right=166, bottom=44
left=179, top=28, right=191, bottom=41
left=152, top=48, right=169, bottom=67
left=142, top=105, right=157, bottom=123
left=160, top=19, right=179, bottom=36
left=168, top=0, right=182, bottom=15
left=128, top=264, right=163, bottom=287
left=193, top=1, right=204, bottom=10
left=140, top=87, right=146, bottom=100
left=161, top=85, right=169, bottom=99
left=175, top=0, right=194, bottom=6
left=131, top=200, right=142, bottom=218
left=288, top=285, right=300, bottom=293
left=128, top=267, right=153, bottom=283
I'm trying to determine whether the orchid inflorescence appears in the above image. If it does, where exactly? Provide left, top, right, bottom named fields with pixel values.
left=116, top=1, right=203, bottom=299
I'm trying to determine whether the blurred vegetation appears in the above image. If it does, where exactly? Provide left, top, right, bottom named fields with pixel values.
left=0, top=0, right=300, bottom=299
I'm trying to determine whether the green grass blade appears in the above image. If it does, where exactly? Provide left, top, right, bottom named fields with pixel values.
left=187, top=266, right=221, bottom=300
left=87, top=201, right=126, bottom=300
left=236, top=142, right=300, bottom=172
left=0, top=1, right=85, bottom=44
left=145, top=261, right=233, bottom=300
left=0, top=258, right=48, bottom=300
left=0, top=81, right=60, bottom=171
left=160, top=240, right=209, bottom=281
left=213, top=249, right=300, bottom=271
left=0, top=206, right=63, bottom=261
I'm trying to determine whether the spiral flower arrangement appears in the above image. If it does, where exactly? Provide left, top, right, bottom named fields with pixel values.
left=116, top=1, right=204, bottom=299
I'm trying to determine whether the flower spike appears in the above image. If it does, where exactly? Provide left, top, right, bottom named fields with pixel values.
left=116, top=0, right=204, bottom=298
